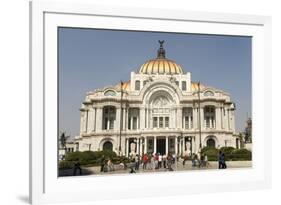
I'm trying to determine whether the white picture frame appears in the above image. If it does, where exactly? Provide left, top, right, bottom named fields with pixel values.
left=30, top=1, right=272, bottom=204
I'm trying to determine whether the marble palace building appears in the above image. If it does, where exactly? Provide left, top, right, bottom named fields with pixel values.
left=75, top=41, right=239, bottom=157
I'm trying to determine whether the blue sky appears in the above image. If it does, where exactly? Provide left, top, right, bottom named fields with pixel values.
left=58, top=27, right=252, bottom=136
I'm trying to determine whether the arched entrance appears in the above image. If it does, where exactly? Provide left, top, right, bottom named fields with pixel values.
left=103, top=141, right=113, bottom=151
left=206, top=138, right=216, bottom=148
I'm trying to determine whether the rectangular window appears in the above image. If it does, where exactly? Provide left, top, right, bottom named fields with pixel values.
left=143, top=80, right=147, bottom=86
left=159, top=117, right=163, bottom=128
left=185, top=116, right=189, bottom=129
left=135, top=80, right=140, bottom=90
left=175, top=81, right=179, bottom=86
left=206, top=117, right=210, bottom=128
left=104, top=117, right=108, bottom=130
left=153, top=117, right=158, bottom=128
left=128, top=118, right=131, bottom=130
left=182, top=81, right=187, bottom=91
left=132, top=117, right=137, bottom=130
left=109, top=118, right=114, bottom=129
left=165, top=117, right=169, bottom=128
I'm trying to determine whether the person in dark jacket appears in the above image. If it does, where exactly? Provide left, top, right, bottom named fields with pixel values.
left=73, top=158, right=82, bottom=175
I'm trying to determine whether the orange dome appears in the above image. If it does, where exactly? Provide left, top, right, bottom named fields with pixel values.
left=139, top=59, right=183, bottom=74
left=139, top=40, right=184, bottom=75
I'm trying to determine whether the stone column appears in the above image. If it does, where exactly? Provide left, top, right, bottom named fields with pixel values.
left=122, top=108, right=126, bottom=130
left=116, top=108, right=121, bottom=131
left=215, top=107, right=221, bottom=130
left=144, top=137, right=147, bottom=153
left=221, top=107, right=224, bottom=129
left=79, top=111, right=85, bottom=134
left=179, top=137, right=182, bottom=156
left=136, top=138, right=139, bottom=155
left=154, top=136, right=157, bottom=154
left=192, top=108, right=197, bottom=129
left=139, top=138, right=142, bottom=155
left=126, top=138, right=129, bottom=157
left=95, top=107, right=103, bottom=131
left=87, top=108, right=95, bottom=132
left=200, top=108, right=204, bottom=130
left=231, top=110, right=235, bottom=132
left=166, top=136, right=169, bottom=155
left=140, top=108, right=145, bottom=130
left=126, top=107, right=129, bottom=130
left=227, top=109, right=230, bottom=130
left=175, top=137, right=178, bottom=155
left=177, top=107, right=183, bottom=129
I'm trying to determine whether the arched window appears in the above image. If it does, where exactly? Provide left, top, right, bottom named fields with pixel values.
left=204, top=106, right=216, bottom=128
left=103, top=141, right=113, bottom=151
left=102, top=106, right=116, bottom=130
left=151, top=95, right=171, bottom=129
left=135, top=80, right=140, bottom=90
left=207, top=138, right=216, bottom=148
left=204, top=91, right=214, bottom=97
left=104, top=90, right=116, bottom=96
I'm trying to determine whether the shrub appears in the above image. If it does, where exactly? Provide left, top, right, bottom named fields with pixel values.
left=220, top=147, right=235, bottom=154
left=59, top=160, right=74, bottom=169
left=64, top=150, right=120, bottom=166
left=201, top=147, right=219, bottom=161
left=229, top=149, right=252, bottom=161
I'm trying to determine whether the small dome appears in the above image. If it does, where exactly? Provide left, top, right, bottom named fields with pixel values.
left=139, top=40, right=184, bottom=75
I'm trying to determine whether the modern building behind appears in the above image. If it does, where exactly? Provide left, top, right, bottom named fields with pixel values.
left=75, top=41, right=238, bottom=156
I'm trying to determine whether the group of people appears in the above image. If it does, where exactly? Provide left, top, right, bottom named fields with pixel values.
left=97, top=150, right=228, bottom=174
left=132, top=153, right=175, bottom=172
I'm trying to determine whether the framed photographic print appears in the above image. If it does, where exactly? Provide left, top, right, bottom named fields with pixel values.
left=30, top=1, right=271, bottom=204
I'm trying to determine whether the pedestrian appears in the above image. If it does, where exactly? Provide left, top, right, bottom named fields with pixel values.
left=100, top=155, right=105, bottom=172
left=222, top=153, right=227, bottom=169
left=73, top=158, right=82, bottom=176
left=183, top=154, right=188, bottom=166
left=154, top=153, right=159, bottom=169
left=135, top=155, right=140, bottom=170
left=163, top=154, right=167, bottom=168
left=143, top=153, right=148, bottom=170
left=158, top=154, right=162, bottom=168
left=167, top=154, right=173, bottom=171
left=218, top=151, right=223, bottom=169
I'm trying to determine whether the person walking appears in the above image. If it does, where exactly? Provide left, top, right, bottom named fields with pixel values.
left=218, top=151, right=223, bottom=169
left=158, top=154, right=162, bottom=169
left=135, top=154, right=140, bottom=170
left=143, top=153, right=148, bottom=170
left=167, top=154, right=173, bottom=171
left=222, top=153, right=227, bottom=169
left=163, top=154, right=167, bottom=168
left=73, top=158, right=82, bottom=176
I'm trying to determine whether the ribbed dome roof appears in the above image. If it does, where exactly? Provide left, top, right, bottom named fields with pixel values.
left=139, top=59, right=183, bottom=74
left=139, top=40, right=184, bottom=75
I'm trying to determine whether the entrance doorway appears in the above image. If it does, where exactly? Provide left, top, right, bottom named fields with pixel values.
left=103, top=141, right=113, bottom=151
left=156, top=138, right=166, bottom=155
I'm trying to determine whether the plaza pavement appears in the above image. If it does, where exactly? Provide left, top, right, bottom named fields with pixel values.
left=67, top=160, right=252, bottom=176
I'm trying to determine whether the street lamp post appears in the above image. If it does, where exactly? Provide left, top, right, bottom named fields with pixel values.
left=119, top=81, right=124, bottom=156
left=198, top=82, right=202, bottom=150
